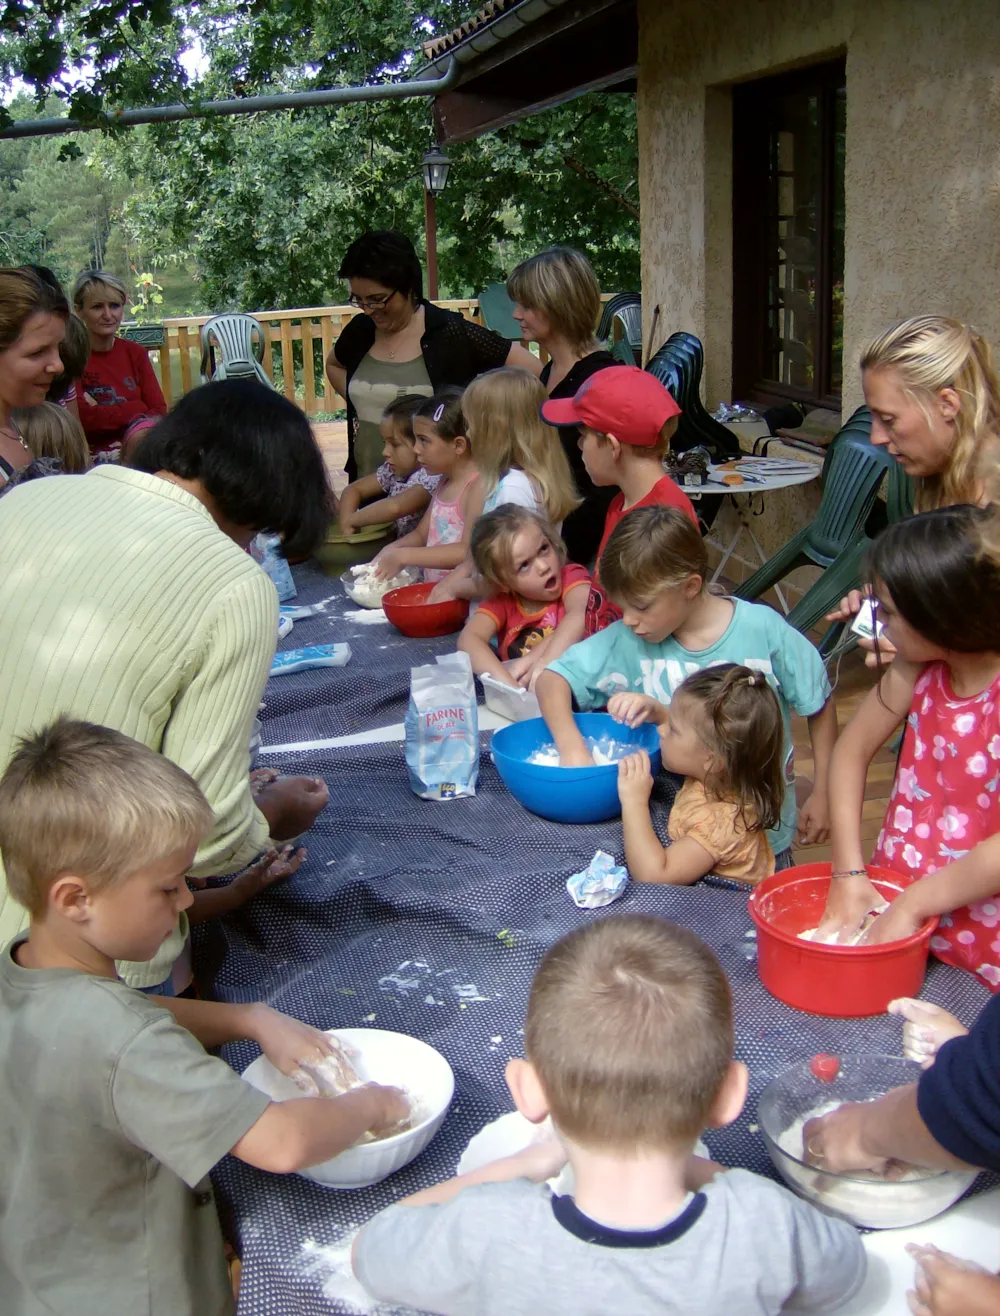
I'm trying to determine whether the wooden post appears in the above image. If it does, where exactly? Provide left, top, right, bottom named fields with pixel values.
left=424, top=189, right=438, bottom=300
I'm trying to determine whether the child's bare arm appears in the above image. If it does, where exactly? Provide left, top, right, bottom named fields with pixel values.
left=819, top=660, right=919, bottom=936
left=535, top=669, right=593, bottom=766
left=618, top=753, right=715, bottom=885
left=505, top=587, right=588, bottom=690
left=867, top=831, right=1000, bottom=945
left=338, top=474, right=381, bottom=533
left=380, top=1140, right=566, bottom=1214
left=796, top=696, right=838, bottom=844
left=233, top=1084, right=408, bottom=1174
left=428, top=556, right=480, bottom=603
left=457, top=611, right=511, bottom=684
left=152, top=998, right=339, bottom=1076
left=351, top=484, right=431, bottom=532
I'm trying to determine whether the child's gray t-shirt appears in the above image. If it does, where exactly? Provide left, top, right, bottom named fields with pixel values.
left=0, top=939, right=270, bottom=1316
left=354, top=1169, right=865, bottom=1315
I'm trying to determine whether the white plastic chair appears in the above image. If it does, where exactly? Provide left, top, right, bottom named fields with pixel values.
left=199, top=313, right=273, bottom=387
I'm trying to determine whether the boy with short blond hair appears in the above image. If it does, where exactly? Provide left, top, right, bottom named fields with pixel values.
left=353, top=915, right=864, bottom=1315
left=0, top=720, right=406, bottom=1316
left=540, top=364, right=699, bottom=634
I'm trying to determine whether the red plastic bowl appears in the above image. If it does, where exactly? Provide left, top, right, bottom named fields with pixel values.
left=381, top=582, right=469, bottom=638
left=748, top=862, right=939, bottom=1018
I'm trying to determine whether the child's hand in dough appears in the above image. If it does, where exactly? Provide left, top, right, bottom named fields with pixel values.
left=231, top=845, right=306, bottom=904
left=608, top=692, right=659, bottom=727
left=249, top=1006, right=347, bottom=1080
left=617, top=751, right=654, bottom=805
left=888, top=999, right=968, bottom=1069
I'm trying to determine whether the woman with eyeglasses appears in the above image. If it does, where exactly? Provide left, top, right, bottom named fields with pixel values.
left=325, top=230, right=541, bottom=479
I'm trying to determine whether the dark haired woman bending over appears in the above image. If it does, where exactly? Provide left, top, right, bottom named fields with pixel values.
left=0, top=380, right=333, bottom=985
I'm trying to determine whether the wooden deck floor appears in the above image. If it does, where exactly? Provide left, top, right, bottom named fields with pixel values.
left=790, top=649, right=891, bottom=865
left=311, top=418, right=891, bottom=858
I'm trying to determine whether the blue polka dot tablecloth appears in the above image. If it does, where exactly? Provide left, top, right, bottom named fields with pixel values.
left=263, top=560, right=456, bottom=747
left=198, top=563, right=996, bottom=1316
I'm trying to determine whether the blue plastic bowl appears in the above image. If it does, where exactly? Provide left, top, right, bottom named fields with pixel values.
left=491, top=712, right=661, bottom=823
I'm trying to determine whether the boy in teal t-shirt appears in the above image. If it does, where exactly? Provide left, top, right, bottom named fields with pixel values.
left=537, top=506, right=836, bottom=858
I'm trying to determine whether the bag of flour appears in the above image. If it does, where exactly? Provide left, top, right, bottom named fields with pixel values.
left=405, top=652, right=479, bottom=800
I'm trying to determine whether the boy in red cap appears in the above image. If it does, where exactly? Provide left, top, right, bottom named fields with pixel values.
left=541, top=366, right=698, bottom=636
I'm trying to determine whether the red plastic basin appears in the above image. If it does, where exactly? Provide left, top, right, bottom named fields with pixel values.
left=382, top=582, right=469, bottom=638
left=748, top=862, right=938, bottom=1018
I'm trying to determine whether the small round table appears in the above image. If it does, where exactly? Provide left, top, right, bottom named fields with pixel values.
left=686, top=456, right=821, bottom=613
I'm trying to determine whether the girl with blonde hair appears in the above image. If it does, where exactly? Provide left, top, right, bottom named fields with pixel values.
left=11, top=401, right=90, bottom=473
left=464, top=366, right=579, bottom=524
left=428, top=367, right=579, bottom=603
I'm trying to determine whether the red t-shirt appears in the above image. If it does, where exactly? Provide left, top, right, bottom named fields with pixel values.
left=585, top=476, right=698, bottom=636
left=79, top=337, right=167, bottom=452
left=479, top=563, right=591, bottom=660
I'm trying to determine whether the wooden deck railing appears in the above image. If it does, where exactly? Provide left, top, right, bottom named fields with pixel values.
left=144, top=299, right=485, bottom=416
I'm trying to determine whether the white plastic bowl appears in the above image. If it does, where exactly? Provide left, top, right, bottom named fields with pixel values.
left=242, top=1028, right=454, bottom=1188
left=478, top=669, right=541, bottom=722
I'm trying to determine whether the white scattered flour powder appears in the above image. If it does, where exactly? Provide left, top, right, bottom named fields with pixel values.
left=300, top=1234, right=417, bottom=1315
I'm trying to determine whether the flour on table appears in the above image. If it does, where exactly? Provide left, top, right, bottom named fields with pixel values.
left=343, top=607, right=389, bottom=624
left=300, top=1234, right=418, bottom=1315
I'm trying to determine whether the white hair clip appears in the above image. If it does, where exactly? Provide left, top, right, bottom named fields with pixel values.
left=433, top=403, right=445, bottom=423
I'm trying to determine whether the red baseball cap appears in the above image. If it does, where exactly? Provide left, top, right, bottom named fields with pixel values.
left=540, top=365, right=682, bottom=446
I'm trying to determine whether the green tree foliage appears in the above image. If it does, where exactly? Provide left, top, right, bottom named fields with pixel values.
left=0, top=95, right=126, bottom=281
left=1, top=1, right=638, bottom=309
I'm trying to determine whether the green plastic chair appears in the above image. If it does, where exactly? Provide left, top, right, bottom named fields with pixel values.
left=734, top=408, right=895, bottom=628
left=597, top=293, right=642, bottom=357
left=785, top=444, right=914, bottom=655
left=611, top=338, right=636, bottom=366
left=476, top=284, right=523, bottom=341
left=200, top=313, right=273, bottom=387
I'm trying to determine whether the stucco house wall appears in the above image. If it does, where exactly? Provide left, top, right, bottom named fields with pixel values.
left=636, top=0, right=1000, bottom=594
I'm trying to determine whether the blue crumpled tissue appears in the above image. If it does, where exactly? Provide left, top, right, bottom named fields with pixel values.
left=566, top=850, right=629, bottom=909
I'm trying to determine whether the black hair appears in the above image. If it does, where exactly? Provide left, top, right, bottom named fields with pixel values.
left=414, top=386, right=466, bottom=442
left=24, top=264, right=64, bottom=296
left=869, top=504, right=1000, bottom=654
left=381, top=392, right=426, bottom=441
left=130, top=380, right=333, bottom=559
left=338, top=230, right=423, bottom=303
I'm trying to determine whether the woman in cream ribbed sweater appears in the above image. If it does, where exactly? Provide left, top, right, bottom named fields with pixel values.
left=0, top=380, right=332, bottom=991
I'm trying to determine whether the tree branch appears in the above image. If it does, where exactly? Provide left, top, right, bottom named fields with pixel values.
left=561, top=155, right=639, bottom=219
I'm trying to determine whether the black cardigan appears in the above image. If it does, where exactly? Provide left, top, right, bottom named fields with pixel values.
left=333, top=300, right=511, bottom=478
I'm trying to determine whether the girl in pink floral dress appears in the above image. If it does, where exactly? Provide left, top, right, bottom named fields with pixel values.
left=821, top=505, right=1000, bottom=989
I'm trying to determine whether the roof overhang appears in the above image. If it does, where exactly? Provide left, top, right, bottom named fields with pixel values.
left=416, top=0, right=637, bottom=144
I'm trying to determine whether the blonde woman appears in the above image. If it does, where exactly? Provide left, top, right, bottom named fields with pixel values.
left=832, top=316, right=1000, bottom=658
left=508, top=246, right=616, bottom=563
left=428, top=368, right=579, bottom=603
left=73, top=269, right=166, bottom=462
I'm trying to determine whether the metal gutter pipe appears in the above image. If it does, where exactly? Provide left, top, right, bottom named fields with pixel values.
left=0, top=57, right=460, bottom=139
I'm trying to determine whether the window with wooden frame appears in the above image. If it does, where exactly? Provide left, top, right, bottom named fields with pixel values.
left=732, top=59, right=846, bottom=409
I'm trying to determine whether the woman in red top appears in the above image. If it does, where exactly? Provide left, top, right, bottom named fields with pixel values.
left=73, top=270, right=166, bottom=461
left=458, top=505, right=590, bottom=692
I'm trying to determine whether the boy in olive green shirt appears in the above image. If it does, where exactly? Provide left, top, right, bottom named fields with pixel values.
left=0, top=719, right=406, bottom=1316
